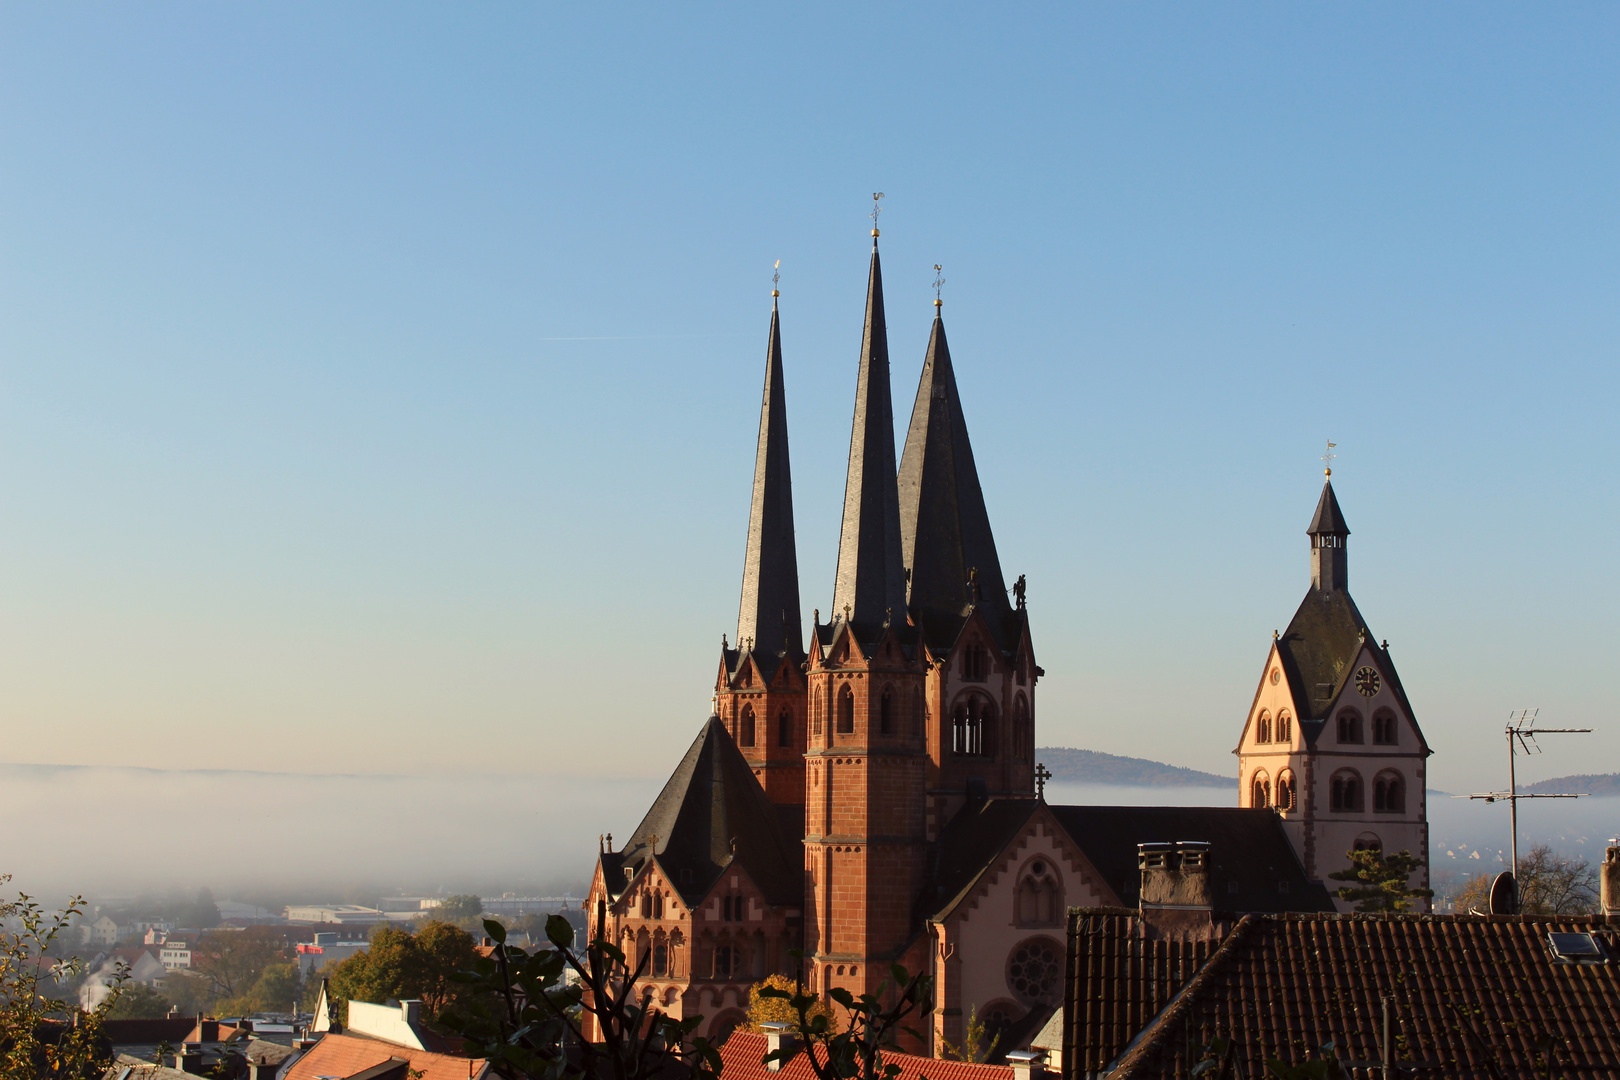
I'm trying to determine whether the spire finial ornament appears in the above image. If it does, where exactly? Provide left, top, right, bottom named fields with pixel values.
left=932, top=264, right=945, bottom=308
left=1034, top=762, right=1052, bottom=800
left=870, top=192, right=884, bottom=238
left=772, top=259, right=780, bottom=300
left=1321, top=439, right=1337, bottom=478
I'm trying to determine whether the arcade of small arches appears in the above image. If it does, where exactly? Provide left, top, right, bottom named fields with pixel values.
left=1335, top=707, right=1400, bottom=746
left=1253, top=709, right=1293, bottom=744
left=732, top=703, right=797, bottom=749
left=1248, top=768, right=1297, bottom=811
left=1326, top=768, right=1406, bottom=813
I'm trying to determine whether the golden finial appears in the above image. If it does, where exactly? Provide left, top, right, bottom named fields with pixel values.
left=772, top=259, right=780, bottom=299
left=1321, top=440, right=1337, bottom=478
left=932, top=264, right=945, bottom=308
left=870, top=192, right=884, bottom=237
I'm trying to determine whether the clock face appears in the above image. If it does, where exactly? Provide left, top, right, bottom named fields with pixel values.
left=1354, top=666, right=1381, bottom=697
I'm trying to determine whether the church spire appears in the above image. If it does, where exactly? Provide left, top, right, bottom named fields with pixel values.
left=898, top=305, right=1009, bottom=644
left=831, top=236, right=907, bottom=633
left=1307, top=479, right=1350, bottom=592
left=736, top=289, right=803, bottom=659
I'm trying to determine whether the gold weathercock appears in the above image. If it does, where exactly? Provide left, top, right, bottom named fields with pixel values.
left=1322, top=439, right=1337, bottom=478
left=870, top=192, right=884, bottom=237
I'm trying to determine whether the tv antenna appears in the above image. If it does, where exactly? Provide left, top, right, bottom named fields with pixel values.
left=1456, top=709, right=1592, bottom=878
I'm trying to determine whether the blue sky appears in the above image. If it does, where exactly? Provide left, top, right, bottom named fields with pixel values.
left=3, top=4, right=1616, bottom=794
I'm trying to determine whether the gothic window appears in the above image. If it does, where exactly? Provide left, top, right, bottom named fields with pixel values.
left=714, top=944, right=736, bottom=979
left=1276, top=711, right=1292, bottom=743
left=1013, top=696, right=1030, bottom=761
left=1374, top=772, right=1404, bottom=813
left=653, top=893, right=664, bottom=918
left=1373, top=710, right=1397, bottom=745
left=837, top=686, right=855, bottom=734
left=640, top=894, right=652, bottom=918
left=1251, top=772, right=1270, bottom=809
left=777, top=709, right=794, bottom=748
left=1015, top=859, right=1062, bottom=926
left=961, top=643, right=990, bottom=682
left=1276, top=771, right=1296, bottom=812
left=740, top=706, right=756, bottom=748
left=1330, top=771, right=1363, bottom=812
left=652, top=935, right=668, bottom=976
left=879, top=689, right=894, bottom=735
left=1337, top=711, right=1363, bottom=744
left=951, top=695, right=994, bottom=756
left=815, top=686, right=825, bottom=736
left=1353, top=834, right=1382, bottom=852
left=1256, top=710, right=1272, bottom=743
left=1006, top=938, right=1063, bottom=1005
left=721, top=895, right=743, bottom=922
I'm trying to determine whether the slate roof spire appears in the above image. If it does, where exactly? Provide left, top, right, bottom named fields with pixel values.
left=898, top=304, right=1010, bottom=648
left=1307, top=479, right=1349, bottom=592
left=830, top=236, right=908, bottom=634
left=736, top=290, right=803, bottom=659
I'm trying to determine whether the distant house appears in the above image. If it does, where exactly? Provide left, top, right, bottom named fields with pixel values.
left=159, top=938, right=194, bottom=971
left=294, top=932, right=369, bottom=979
left=85, top=916, right=130, bottom=947
left=104, top=946, right=168, bottom=986
left=284, top=904, right=387, bottom=925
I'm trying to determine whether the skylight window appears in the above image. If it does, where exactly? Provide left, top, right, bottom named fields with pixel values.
left=1547, top=932, right=1609, bottom=965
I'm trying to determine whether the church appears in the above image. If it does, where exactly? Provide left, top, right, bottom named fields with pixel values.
left=584, top=225, right=1431, bottom=1055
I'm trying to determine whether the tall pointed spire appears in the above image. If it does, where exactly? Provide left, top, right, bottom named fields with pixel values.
left=737, top=290, right=803, bottom=658
left=1307, top=479, right=1350, bottom=592
left=831, top=236, right=907, bottom=632
left=898, top=307, right=1009, bottom=645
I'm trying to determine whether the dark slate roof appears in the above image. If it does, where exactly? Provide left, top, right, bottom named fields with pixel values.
left=898, top=313, right=1015, bottom=654
left=1277, top=584, right=1373, bottom=725
left=830, top=240, right=908, bottom=638
left=1307, top=478, right=1350, bottom=536
left=1106, top=913, right=1620, bottom=1080
left=1045, top=805, right=1335, bottom=913
left=735, top=297, right=804, bottom=662
left=923, top=797, right=1041, bottom=920
left=602, top=715, right=802, bottom=909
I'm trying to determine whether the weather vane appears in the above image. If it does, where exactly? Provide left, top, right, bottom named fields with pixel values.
left=1321, top=440, right=1337, bottom=478
left=772, top=259, right=780, bottom=298
left=932, top=264, right=946, bottom=306
left=870, top=192, right=884, bottom=236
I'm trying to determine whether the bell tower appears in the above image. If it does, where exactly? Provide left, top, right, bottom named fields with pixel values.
left=803, top=230, right=930, bottom=1008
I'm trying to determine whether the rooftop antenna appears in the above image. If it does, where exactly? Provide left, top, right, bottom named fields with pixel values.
left=1321, top=440, right=1337, bottom=478
left=1456, top=709, right=1593, bottom=878
left=870, top=192, right=884, bottom=237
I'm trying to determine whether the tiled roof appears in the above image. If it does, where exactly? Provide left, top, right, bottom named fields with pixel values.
left=718, top=1031, right=1010, bottom=1080
left=1092, top=912, right=1620, bottom=1079
left=284, top=1033, right=486, bottom=1080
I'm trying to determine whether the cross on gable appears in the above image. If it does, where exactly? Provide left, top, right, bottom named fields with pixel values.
left=1034, top=762, right=1052, bottom=800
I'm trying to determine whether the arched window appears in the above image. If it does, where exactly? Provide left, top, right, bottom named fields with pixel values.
left=1373, top=710, right=1397, bottom=745
left=952, top=695, right=993, bottom=756
left=837, top=686, right=855, bottom=734
left=1276, top=711, right=1292, bottom=743
left=668, top=931, right=684, bottom=977
left=1251, top=772, right=1270, bottom=809
left=714, top=944, right=736, bottom=979
left=652, top=935, right=668, bottom=976
left=1374, top=772, right=1404, bottom=813
left=653, top=893, right=664, bottom=919
left=777, top=709, right=794, bottom=748
left=1256, top=710, right=1272, bottom=743
left=1353, top=833, right=1383, bottom=852
left=740, top=706, right=756, bottom=747
left=814, top=686, right=825, bottom=736
left=1330, top=771, right=1363, bottom=812
left=879, top=689, right=894, bottom=735
left=1015, top=859, right=1063, bottom=926
left=1276, top=771, right=1296, bottom=812
left=1013, top=697, right=1030, bottom=762
left=641, top=893, right=652, bottom=918
left=1337, top=711, right=1363, bottom=744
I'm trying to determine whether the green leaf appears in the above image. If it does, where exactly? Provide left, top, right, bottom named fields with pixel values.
left=483, top=918, right=508, bottom=944
left=829, top=987, right=855, bottom=1009
left=545, top=913, right=574, bottom=949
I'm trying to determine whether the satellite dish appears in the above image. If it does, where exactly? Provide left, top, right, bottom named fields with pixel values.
left=1490, top=871, right=1518, bottom=915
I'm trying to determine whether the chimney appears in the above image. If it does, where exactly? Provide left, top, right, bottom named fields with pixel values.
left=759, top=1023, right=798, bottom=1071
left=1603, top=841, right=1620, bottom=922
left=249, top=1062, right=281, bottom=1080
left=1006, top=1050, right=1046, bottom=1080
left=237, top=1019, right=253, bottom=1033
left=401, top=1000, right=422, bottom=1026
left=176, top=1045, right=206, bottom=1074
left=1139, top=841, right=1212, bottom=910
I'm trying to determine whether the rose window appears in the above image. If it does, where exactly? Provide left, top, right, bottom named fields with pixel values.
left=1007, top=938, right=1062, bottom=1004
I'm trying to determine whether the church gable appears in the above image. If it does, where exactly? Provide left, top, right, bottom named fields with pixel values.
left=1236, top=642, right=1303, bottom=756
left=1320, top=643, right=1429, bottom=756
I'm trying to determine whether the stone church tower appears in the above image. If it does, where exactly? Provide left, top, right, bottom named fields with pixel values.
left=1235, top=474, right=1432, bottom=910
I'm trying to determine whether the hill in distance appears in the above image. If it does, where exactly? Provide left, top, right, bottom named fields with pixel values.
left=1036, top=747, right=1229, bottom=788
left=1520, top=773, right=1620, bottom=797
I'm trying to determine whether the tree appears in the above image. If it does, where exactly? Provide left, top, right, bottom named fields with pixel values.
left=940, top=1004, right=999, bottom=1064
left=430, top=896, right=485, bottom=932
left=746, top=974, right=833, bottom=1034
left=757, top=958, right=934, bottom=1080
left=193, top=926, right=290, bottom=1000
left=435, top=916, right=721, bottom=1080
left=1328, top=848, right=1434, bottom=913
left=326, top=921, right=479, bottom=1022
left=1450, top=844, right=1599, bottom=914
left=217, top=962, right=302, bottom=1017
left=178, top=889, right=221, bottom=931
left=0, top=875, right=125, bottom=1078
left=107, top=984, right=173, bottom=1020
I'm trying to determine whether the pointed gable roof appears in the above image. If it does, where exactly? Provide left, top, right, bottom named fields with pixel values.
left=898, top=311, right=1012, bottom=651
left=736, top=297, right=803, bottom=661
left=1307, top=480, right=1350, bottom=536
left=1276, top=586, right=1372, bottom=723
left=831, top=240, right=908, bottom=637
left=604, top=715, right=801, bottom=908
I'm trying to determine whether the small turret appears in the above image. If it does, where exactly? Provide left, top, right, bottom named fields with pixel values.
left=1307, top=479, right=1350, bottom=593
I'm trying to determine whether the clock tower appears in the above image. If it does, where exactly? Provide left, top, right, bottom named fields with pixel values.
left=1235, top=475, right=1432, bottom=910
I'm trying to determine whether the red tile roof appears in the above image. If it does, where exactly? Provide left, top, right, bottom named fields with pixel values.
left=719, top=1031, right=1011, bottom=1080
left=1090, top=911, right=1620, bottom=1079
left=285, top=1033, right=487, bottom=1080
